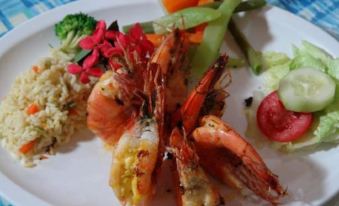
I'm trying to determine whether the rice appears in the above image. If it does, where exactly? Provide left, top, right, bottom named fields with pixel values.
left=0, top=53, right=94, bottom=167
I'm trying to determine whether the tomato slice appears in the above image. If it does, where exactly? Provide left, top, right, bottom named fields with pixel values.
left=257, top=91, right=313, bottom=142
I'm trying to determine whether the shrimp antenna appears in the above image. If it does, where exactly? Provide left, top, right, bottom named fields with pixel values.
left=211, top=68, right=232, bottom=100
left=152, top=21, right=171, bottom=33
left=217, top=68, right=232, bottom=90
left=140, top=94, right=151, bottom=119
left=179, top=14, right=186, bottom=32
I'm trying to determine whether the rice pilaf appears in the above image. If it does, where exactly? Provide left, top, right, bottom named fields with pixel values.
left=0, top=55, right=94, bottom=167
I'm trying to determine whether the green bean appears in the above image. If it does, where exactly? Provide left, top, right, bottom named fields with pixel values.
left=190, top=0, right=242, bottom=79
left=122, top=0, right=267, bottom=34
left=228, top=58, right=246, bottom=68
left=235, top=0, right=266, bottom=12
left=188, top=46, right=245, bottom=69
left=201, top=0, right=266, bottom=12
left=122, top=0, right=266, bottom=76
left=154, top=7, right=221, bottom=34
left=229, top=18, right=263, bottom=74
left=124, top=8, right=221, bottom=35
left=123, top=21, right=154, bottom=34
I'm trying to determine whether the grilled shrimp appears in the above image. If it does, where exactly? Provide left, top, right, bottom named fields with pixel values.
left=171, top=54, right=285, bottom=205
left=152, top=29, right=190, bottom=113
left=87, top=30, right=189, bottom=145
left=110, top=64, right=165, bottom=206
left=192, top=116, right=286, bottom=204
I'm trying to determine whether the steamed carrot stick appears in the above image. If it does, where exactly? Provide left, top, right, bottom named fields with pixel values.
left=195, top=23, right=207, bottom=32
left=32, top=66, right=41, bottom=73
left=188, top=31, right=204, bottom=44
left=19, top=139, right=36, bottom=154
left=162, top=0, right=199, bottom=13
left=147, top=33, right=203, bottom=46
left=198, top=0, right=214, bottom=6
left=26, top=103, right=40, bottom=115
left=146, top=34, right=165, bottom=47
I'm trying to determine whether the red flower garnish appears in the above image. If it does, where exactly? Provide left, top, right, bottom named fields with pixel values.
left=68, top=63, right=104, bottom=84
left=79, top=20, right=106, bottom=50
left=98, top=40, right=123, bottom=58
left=128, top=23, right=154, bottom=57
left=68, top=64, right=82, bottom=74
left=105, top=31, right=116, bottom=40
left=68, top=48, right=103, bottom=84
left=68, top=20, right=155, bottom=84
left=83, top=48, right=100, bottom=68
left=79, top=72, right=90, bottom=84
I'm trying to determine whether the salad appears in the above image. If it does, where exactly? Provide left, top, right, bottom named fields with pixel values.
left=245, top=41, right=339, bottom=151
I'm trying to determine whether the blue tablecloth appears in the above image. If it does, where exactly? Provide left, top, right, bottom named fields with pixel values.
left=269, top=0, right=339, bottom=40
left=0, top=1, right=338, bottom=206
left=0, top=0, right=76, bottom=37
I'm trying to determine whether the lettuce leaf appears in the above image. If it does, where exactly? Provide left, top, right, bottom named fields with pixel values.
left=300, top=41, right=333, bottom=63
left=261, top=51, right=290, bottom=70
left=261, top=62, right=290, bottom=94
left=327, top=58, right=339, bottom=81
left=315, top=111, right=339, bottom=140
left=289, top=52, right=327, bottom=71
left=259, top=51, right=291, bottom=94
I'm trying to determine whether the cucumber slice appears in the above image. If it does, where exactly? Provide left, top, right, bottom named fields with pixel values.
left=278, top=67, right=336, bottom=112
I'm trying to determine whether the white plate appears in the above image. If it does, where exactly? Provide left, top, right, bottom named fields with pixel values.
left=0, top=0, right=338, bottom=206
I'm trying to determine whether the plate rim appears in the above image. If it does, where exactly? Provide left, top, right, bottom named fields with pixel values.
left=0, top=0, right=338, bottom=205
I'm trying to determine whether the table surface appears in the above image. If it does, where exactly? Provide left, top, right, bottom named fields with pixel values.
left=0, top=0, right=338, bottom=206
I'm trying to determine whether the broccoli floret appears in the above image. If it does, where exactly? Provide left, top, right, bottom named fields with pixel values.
left=55, top=13, right=97, bottom=53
